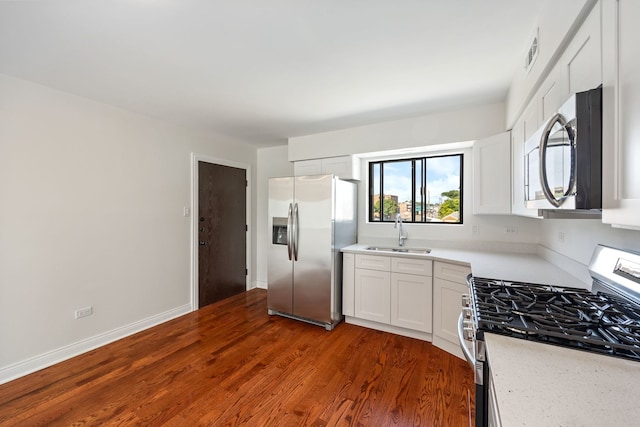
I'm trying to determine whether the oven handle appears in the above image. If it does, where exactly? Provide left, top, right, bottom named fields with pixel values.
left=457, top=313, right=476, bottom=368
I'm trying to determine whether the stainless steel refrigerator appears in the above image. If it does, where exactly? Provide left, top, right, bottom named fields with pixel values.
left=267, top=174, right=357, bottom=330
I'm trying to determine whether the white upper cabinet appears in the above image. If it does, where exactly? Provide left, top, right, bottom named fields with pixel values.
left=538, top=65, right=563, bottom=122
left=509, top=3, right=601, bottom=221
left=473, top=132, right=511, bottom=215
left=511, top=118, right=541, bottom=218
left=531, top=4, right=601, bottom=127
left=602, top=0, right=640, bottom=229
left=293, top=155, right=361, bottom=180
left=522, top=96, right=541, bottom=141
left=562, top=4, right=602, bottom=96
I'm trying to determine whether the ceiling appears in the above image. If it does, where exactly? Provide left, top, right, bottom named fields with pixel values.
left=1, top=1, right=557, bottom=147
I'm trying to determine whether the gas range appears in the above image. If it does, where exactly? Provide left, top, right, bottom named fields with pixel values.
left=459, top=244, right=640, bottom=427
left=469, top=277, right=640, bottom=361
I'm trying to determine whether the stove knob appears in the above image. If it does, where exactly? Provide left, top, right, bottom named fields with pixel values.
left=462, top=320, right=475, bottom=341
left=461, top=294, right=471, bottom=307
left=462, top=307, right=473, bottom=320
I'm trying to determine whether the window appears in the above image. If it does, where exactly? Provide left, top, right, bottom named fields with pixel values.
left=369, top=154, right=463, bottom=224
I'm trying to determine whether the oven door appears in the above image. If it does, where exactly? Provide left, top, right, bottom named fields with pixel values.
left=458, top=313, right=488, bottom=427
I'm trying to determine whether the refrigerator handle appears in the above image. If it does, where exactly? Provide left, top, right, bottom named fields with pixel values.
left=287, top=203, right=293, bottom=261
left=293, top=203, right=299, bottom=261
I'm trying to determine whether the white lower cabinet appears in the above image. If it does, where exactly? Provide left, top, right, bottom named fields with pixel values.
left=347, top=253, right=433, bottom=337
left=432, top=261, right=472, bottom=359
left=488, top=372, right=502, bottom=427
left=354, top=268, right=391, bottom=323
left=342, top=253, right=355, bottom=317
left=391, top=272, right=432, bottom=332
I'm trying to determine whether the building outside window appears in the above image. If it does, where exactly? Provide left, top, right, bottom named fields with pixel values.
left=369, top=153, right=463, bottom=224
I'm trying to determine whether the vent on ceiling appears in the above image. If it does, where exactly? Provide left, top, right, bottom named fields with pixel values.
left=524, top=28, right=539, bottom=73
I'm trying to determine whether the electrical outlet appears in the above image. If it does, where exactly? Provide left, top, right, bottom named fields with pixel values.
left=472, top=225, right=480, bottom=235
left=75, top=306, right=93, bottom=319
left=504, top=226, right=518, bottom=235
left=558, top=232, right=565, bottom=243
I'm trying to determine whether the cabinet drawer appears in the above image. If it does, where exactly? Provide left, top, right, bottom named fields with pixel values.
left=434, top=261, right=471, bottom=283
left=355, top=254, right=391, bottom=271
left=391, top=257, right=432, bottom=276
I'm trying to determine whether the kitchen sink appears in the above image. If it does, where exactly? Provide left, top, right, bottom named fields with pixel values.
left=364, top=246, right=431, bottom=254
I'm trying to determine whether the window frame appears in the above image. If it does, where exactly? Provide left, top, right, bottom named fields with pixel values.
left=368, top=153, right=464, bottom=224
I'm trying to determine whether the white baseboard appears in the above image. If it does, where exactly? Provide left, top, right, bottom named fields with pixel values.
left=255, top=280, right=268, bottom=289
left=344, top=316, right=432, bottom=342
left=432, top=335, right=464, bottom=360
left=0, top=303, right=192, bottom=385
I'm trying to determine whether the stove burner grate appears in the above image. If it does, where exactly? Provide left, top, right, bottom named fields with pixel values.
left=471, top=277, right=640, bottom=361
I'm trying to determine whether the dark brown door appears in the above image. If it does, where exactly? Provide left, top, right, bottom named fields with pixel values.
left=198, top=161, right=247, bottom=308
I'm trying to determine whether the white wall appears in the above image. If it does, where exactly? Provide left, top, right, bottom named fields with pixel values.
left=506, top=0, right=596, bottom=127
left=0, top=73, right=257, bottom=382
left=356, top=148, right=541, bottom=250
left=255, top=146, right=293, bottom=288
left=286, top=101, right=542, bottom=251
left=288, top=102, right=505, bottom=161
left=539, top=220, right=640, bottom=265
left=506, top=0, right=640, bottom=265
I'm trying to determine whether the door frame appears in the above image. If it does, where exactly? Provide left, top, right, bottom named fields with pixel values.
left=190, top=152, right=252, bottom=311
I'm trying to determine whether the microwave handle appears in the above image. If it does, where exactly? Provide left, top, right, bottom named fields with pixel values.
left=539, top=113, right=576, bottom=208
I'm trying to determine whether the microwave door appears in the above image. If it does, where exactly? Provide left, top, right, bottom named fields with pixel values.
left=539, top=113, right=576, bottom=207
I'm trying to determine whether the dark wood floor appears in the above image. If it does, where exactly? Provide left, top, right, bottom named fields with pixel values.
left=0, top=289, right=474, bottom=426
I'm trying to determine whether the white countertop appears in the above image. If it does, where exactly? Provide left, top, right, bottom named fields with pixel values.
left=344, top=242, right=640, bottom=425
left=342, top=243, right=589, bottom=288
left=485, top=333, right=640, bottom=426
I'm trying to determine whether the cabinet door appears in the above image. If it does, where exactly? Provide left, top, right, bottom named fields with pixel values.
left=602, top=0, right=640, bottom=229
left=433, top=277, right=467, bottom=352
left=563, top=3, right=602, bottom=96
left=538, top=64, right=563, bottom=120
left=390, top=272, right=432, bottom=332
left=511, top=119, right=541, bottom=218
left=354, top=268, right=391, bottom=323
left=293, top=159, right=322, bottom=176
left=473, top=132, right=511, bottom=214
left=321, top=156, right=361, bottom=181
left=522, top=100, right=540, bottom=142
left=342, top=253, right=355, bottom=316
left=487, top=373, right=503, bottom=427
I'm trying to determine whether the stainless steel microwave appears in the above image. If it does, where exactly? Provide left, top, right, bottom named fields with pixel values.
left=524, top=87, right=602, bottom=212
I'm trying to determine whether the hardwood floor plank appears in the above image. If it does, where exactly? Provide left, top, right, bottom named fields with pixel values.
left=0, top=289, right=474, bottom=426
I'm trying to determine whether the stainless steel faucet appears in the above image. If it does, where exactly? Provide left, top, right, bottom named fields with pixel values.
left=394, top=213, right=407, bottom=247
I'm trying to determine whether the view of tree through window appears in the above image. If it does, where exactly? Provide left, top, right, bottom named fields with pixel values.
left=369, top=154, right=463, bottom=224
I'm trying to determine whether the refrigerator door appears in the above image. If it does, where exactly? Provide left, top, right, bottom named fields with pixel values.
left=267, top=177, right=294, bottom=314
left=293, top=175, right=334, bottom=323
